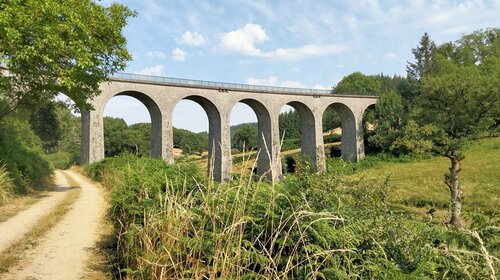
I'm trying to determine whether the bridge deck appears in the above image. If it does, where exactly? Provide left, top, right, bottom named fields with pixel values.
left=110, top=72, right=337, bottom=96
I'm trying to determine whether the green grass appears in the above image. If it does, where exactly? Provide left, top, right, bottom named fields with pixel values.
left=348, top=137, right=500, bottom=217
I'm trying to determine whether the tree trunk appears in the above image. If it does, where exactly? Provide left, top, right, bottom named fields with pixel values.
left=445, top=155, right=464, bottom=227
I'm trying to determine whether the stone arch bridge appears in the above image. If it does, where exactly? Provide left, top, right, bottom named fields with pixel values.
left=82, top=73, right=377, bottom=182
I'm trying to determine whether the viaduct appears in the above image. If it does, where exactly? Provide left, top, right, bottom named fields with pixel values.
left=81, top=73, right=377, bottom=182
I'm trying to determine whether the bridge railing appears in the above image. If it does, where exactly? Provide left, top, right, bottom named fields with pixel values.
left=110, top=72, right=333, bottom=95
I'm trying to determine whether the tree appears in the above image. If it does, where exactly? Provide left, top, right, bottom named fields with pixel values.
left=406, top=33, right=437, bottom=81
left=103, top=117, right=129, bottom=157
left=414, top=29, right=500, bottom=226
left=30, top=102, right=62, bottom=153
left=279, top=110, right=301, bottom=139
left=126, top=123, right=151, bottom=156
left=0, top=0, right=135, bottom=119
left=233, top=124, right=258, bottom=152
left=322, top=108, right=341, bottom=133
left=334, top=72, right=381, bottom=95
left=368, top=90, right=404, bottom=152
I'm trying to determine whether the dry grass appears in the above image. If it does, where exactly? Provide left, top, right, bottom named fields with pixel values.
left=0, top=174, right=81, bottom=274
left=82, top=215, right=116, bottom=280
left=0, top=196, right=41, bottom=223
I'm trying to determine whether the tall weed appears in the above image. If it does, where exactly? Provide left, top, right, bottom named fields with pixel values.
left=0, top=164, right=14, bottom=205
left=87, top=154, right=498, bottom=279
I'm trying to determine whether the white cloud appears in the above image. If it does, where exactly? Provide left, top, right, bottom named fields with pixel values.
left=145, top=51, right=166, bottom=59
left=175, top=31, right=205, bottom=46
left=263, top=44, right=345, bottom=60
left=245, top=76, right=307, bottom=88
left=220, top=23, right=345, bottom=59
left=220, top=23, right=268, bottom=56
left=134, top=65, right=165, bottom=76
left=172, top=48, right=186, bottom=61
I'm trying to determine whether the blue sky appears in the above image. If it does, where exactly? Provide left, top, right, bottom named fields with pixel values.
left=101, top=0, right=500, bottom=132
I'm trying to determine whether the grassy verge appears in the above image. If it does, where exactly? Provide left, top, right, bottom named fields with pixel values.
left=0, top=173, right=81, bottom=274
left=82, top=211, right=116, bottom=280
left=346, top=137, right=500, bottom=218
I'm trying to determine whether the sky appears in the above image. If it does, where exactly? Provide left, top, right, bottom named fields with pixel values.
left=101, top=0, right=500, bottom=132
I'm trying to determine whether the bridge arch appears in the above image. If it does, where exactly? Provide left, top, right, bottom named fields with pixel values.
left=322, top=102, right=358, bottom=162
left=171, top=95, right=228, bottom=181
left=231, top=98, right=274, bottom=177
left=102, top=90, right=164, bottom=158
left=286, top=101, right=317, bottom=162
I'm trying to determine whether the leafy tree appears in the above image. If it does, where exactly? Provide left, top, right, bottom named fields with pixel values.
left=173, top=128, right=207, bottom=155
left=232, top=124, right=257, bottom=152
left=0, top=0, right=135, bottom=119
left=104, top=117, right=129, bottom=157
left=53, top=101, right=81, bottom=158
left=334, top=72, right=381, bottom=95
left=127, top=123, right=151, bottom=156
left=368, top=90, right=404, bottom=152
left=322, top=108, right=341, bottom=133
left=30, top=102, right=62, bottom=153
left=412, top=29, right=500, bottom=226
left=279, top=110, right=301, bottom=139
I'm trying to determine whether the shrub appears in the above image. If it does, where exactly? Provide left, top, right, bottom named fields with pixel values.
left=0, top=118, right=53, bottom=194
left=45, top=151, right=79, bottom=169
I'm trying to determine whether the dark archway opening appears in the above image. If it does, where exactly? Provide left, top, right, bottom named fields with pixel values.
left=362, top=104, right=379, bottom=156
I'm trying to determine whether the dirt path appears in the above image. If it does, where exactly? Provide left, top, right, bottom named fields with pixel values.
left=0, top=171, right=71, bottom=253
left=1, top=170, right=106, bottom=280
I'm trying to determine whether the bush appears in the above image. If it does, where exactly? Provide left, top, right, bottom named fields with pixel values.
left=0, top=118, right=53, bottom=194
left=45, top=151, right=79, bottom=169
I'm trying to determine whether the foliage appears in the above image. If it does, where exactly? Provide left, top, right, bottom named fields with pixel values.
left=279, top=109, right=301, bottom=139
left=104, top=117, right=130, bottom=157
left=368, top=90, right=405, bottom=152
left=103, top=117, right=209, bottom=157
left=406, top=33, right=437, bottom=81
left=232, top=124, right=257, bottom=152
left=87, top=154, right=499, bottom=279
left=334, top=72, right=381, bottom=95
left=389, top=120, right=438, bottom=155
left=0, top=117, right=52, bottom=194
left=29, top=102, right=62, bottom=153
left=173, top=127, right=207, bottom=155
left=410, top=29, right=500, bottom=226
left=322, top=107, right=341, bottom=133
left=0, top=0, right=135, bottom=118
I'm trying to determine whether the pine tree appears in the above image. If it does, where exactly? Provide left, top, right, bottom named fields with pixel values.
left=406, top=33, right=437, bottom=81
